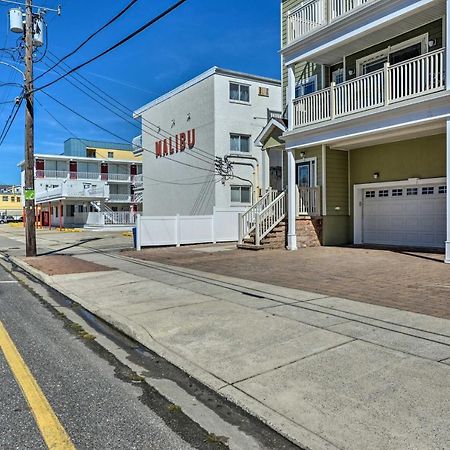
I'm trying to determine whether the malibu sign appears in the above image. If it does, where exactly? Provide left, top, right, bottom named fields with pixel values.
left=155, top=129, right=196, bottom=159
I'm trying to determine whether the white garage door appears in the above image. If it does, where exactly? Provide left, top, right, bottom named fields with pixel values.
left=362, top=182, right=447, bottom=248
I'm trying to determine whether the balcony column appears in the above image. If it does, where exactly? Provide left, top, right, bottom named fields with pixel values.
left=446, top=120, right=450, bottom=263
left=447, top=0, right=450, bottom=91
left=287, top=149, right=298, bottom=251
left=287, top=64, right=296, bottom=131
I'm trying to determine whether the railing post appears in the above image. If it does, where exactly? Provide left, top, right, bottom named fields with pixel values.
left=330, top=81, right=336, bottom=119
left=255, top=213, right=261, bottom=246
left=384, top=62, right=390, bottom=105
left=238, top=213, right=243, bottom=245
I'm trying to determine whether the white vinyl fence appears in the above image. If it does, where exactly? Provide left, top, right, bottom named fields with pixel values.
left=135, top=208, right=245, bottom=250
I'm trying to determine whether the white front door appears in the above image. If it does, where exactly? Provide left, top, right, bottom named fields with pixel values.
left=362, top=182, right=447, bottom=248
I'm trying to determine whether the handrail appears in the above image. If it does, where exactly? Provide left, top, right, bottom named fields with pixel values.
left=256, top=191, right=286, bottom=245
left=238, top=189, right=278, bottom=244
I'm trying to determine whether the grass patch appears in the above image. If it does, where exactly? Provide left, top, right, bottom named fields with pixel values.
left=205, top=434, right=229, bottom=445
left=167, top=404, right=182, bottom=413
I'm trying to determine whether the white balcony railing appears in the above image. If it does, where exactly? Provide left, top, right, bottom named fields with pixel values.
left=298, top=187, right=321, bottom=216
left=36, top=185, right=108, bottom=203
left=287, top=0, right=376, bottom=43
left=36, top=170, right=134, bottom=182
left=107, top=173, right=131, bottom=182
left=107, top=194, right=132, bottom=203
left=293, top=49, right=445, bottom=129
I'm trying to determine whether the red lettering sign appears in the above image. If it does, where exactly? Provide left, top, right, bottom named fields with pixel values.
left=154, top=129, right=196, bottom=158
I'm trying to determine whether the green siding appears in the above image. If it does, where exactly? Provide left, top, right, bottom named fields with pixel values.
left=263, top=129, right=284, bottom=150
left=350, top=134, right=446, bottom=185
left=323, top=216, right=350, bottom=245
left=326, top=148, right=349, bottom=216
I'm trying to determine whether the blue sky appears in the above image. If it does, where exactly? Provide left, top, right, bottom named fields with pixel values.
left=0, top=0, right=280, bottom=184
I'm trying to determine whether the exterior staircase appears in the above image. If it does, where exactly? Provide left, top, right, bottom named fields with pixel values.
left=237, top=189, right=286, bottom=250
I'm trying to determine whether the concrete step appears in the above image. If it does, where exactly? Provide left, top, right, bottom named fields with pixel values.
left=236, top=243, right=265, bottom=251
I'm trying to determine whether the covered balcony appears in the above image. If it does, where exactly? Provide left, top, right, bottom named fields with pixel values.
left=36, top=184, right=109, bottom=204
left=292, top=49, right=445, bottom=129
left=287, top=0, right=376, bottom=44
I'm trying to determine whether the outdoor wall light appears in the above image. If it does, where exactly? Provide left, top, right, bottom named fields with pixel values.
left=300, top=151, right=306, bottom=159
left=373, top=172, right=380, bottom=179
left=348, top=69, right=355, bottom=76
left=428, top=39, right=436, bottom=48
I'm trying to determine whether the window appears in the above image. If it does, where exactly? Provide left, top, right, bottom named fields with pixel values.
left=258, top=86, right=269, bottom=97
left=392, top=189, right=403, bottom=197
left=108, top=151, right=114, bottom=158
left=422, top=187, right=434, bottom=195
left=230, top=134, right=250, bottom=153
left=66, top=205, right=75, bottom=217
left=86, top=148, right=96, bottom=158
left=231, top=186, right=251, bottom=204
left=11, top=196, right=15, bottom=202
left=78, top=205, right=84, bottom=213
left=365, top=191, right=375, bottom=198
left=230, top=83, right=250, bottom=103
left=16, top=197, right=20, bottom=202
left=439, top=186, right=447, bottom=194
left=331, top=68, right=344, bottom=85
left=406, top=188, right=418, bottom=196
left=295, top=76, right=317, bottom=98
left=2, top=196, right=8, bottom=201
left=378, top=190, right=389, bottom=197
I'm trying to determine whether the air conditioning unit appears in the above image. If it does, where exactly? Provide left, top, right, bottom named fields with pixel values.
left=258, top=86, right=269, bottom=97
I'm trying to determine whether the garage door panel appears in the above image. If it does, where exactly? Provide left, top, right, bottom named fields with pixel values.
left=362, top=183, right=446, bottom=249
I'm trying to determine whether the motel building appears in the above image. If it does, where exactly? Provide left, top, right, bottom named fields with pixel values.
left=19, top=139, right=143, bottom=229
left=244, top=0, right=450, bottom=263
left=132, top=67, right=282, bottom=247
left=0, top=185, right=22, bottom=220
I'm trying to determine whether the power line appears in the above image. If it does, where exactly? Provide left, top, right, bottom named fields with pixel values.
left=40, top=55, right=215, bottom=167
left=43, top=50, right=216, bottom=161
left=35, top=94, right=220, bottom=187
left=40, top=90, right=215, bottom=174
left=33, top=0, right=188, bottom=93
left=0, top=94, right=22, bottom=146
left=34, top=0, right=140, bottom=82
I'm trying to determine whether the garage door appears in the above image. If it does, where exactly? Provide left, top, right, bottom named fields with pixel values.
left=362, top=182, right=447, bottom=248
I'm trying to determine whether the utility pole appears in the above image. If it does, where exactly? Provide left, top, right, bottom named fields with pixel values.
left=24, top=0, right=36, bottom=257
left=5, top=0, right=60, bottom=257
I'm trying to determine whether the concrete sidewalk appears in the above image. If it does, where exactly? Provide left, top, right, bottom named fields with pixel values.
left=2, top=232, right=450, bottom=449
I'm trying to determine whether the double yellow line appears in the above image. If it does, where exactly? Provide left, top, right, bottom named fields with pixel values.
left=0, top=320, right=75, bottom=449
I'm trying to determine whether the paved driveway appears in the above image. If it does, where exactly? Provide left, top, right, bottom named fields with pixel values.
left=124, top=245, right=450, bottom=320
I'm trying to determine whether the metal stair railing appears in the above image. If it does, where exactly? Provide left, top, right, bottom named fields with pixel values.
left=238, top=189, right=278, bottom=244
left=255, top=191, right=286, bottom=246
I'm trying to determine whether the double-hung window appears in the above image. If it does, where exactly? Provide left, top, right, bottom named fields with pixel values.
left=230, top=83, right=250, bottom=103
left=295, top=75, right=317, bottom=98
left=231, top=186, right=251, bottom=204
left=230, top=134, right=250, bottom=153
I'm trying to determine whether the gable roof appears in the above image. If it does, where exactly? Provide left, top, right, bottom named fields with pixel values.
left=255, top=117, right=287, bottom=147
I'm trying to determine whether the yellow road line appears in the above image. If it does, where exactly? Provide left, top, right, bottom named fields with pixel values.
left=0, top=320, right=75, bottom=449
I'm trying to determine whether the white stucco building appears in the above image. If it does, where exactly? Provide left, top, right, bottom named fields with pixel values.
left=133, top=67, right=281, bottom=220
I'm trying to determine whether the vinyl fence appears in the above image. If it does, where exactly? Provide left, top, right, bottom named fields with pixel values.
left=135, top=208, right=245, bottom=250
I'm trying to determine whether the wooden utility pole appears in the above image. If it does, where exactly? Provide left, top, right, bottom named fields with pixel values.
left=24, top=0, right=36, bottom=257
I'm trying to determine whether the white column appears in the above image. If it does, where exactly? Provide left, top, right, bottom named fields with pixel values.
left=447, top=0, right=450, bottom=91
left=446, top=120, right=450, bottom=263
left=287, top=65, right=296, bottom=131
left=287, top=149, right=298, bottom=251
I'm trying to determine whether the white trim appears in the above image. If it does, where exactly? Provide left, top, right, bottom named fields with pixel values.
left=254, top=117, right=287, bottom=146
left=446, top=118, right=450, bottom=262
left=353, top=177, right=447, bottom=245
left=283, top=0, right=436, bottom=66
left=322, top=145, right=327, bottom=216
left=287, top=149, right=298, bottom=250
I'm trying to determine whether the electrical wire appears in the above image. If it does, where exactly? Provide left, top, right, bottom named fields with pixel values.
left=43, top=50, right=216, bottom=161
left=33, top=0, right=188, bottom=93
left=0, top=94, right=23, bottom=146
left=40, top=55, right=215, bottom=166
left=34, top=0, right=140, bottom=82
left=40, top=90, right=215, bottom=174
left=34, top=93, right=220, bottom=187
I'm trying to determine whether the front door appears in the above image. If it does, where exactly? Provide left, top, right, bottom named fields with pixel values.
left=296, top=161, right=315, bottom=187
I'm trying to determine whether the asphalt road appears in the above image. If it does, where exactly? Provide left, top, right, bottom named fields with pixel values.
left=0, top=263, right=206, bottom=450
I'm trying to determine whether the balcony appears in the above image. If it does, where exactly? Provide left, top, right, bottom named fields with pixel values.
left=292, top=49, right=445, bottom=129
left=287, top=0, right=376, bottom=44
left=107, top=194, right=132, bottom=203
left=36, top=185, right=108, bottom=203
left=36, top=170, right=132, bottom=182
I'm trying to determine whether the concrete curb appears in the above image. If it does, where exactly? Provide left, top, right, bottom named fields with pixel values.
left=6, top=255, right=334, bottom=450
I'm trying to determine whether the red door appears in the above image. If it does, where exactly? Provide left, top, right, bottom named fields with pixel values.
left=42, top=211, right=49, bottom=227
left=36, top=159, right=44, bottom=178
left=130, top=165, right=137, bottom=183
left=101, top=163, right=108, bottom=181
left=69, top=161, right=77, bottom=179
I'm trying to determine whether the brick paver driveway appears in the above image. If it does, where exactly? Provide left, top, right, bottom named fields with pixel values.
left=124, top=245, right=450, bottom=320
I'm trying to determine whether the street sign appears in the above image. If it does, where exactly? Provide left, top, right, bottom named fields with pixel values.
left=24, top=189, right=35, bottom=201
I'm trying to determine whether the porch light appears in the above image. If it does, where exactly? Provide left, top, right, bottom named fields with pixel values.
left=348, top=69, right=355, bottom=76
left=373, top=172, right=380, bottom=179
left=428, top=39, right=436, bottom=48
left=300, top=151, right=306, bottom=159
